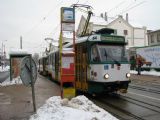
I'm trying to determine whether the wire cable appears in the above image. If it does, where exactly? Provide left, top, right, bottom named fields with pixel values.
left=114, top=0, right=146, bottom=17
left=23, top=0, right=63, bottom=37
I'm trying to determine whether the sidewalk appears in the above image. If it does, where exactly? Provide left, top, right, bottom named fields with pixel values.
left=130, top=74, right=160, bottom=81
left=0, top=75, right=61, bottom=120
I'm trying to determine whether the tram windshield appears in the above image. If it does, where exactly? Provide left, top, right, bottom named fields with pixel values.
left=91, top=44, right=128, bottom=62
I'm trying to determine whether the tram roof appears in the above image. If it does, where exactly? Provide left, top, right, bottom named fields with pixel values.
left=63, top=34, right=125, bottom=47
left=48, top=34, right=125, bottom=55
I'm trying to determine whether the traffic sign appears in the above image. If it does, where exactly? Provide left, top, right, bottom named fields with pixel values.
left=20, top=56, right=37, bottom=86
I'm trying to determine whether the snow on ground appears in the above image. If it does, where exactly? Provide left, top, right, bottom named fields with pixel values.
left=0, top=76, right=22, bottom=86
left=30, top=95, right=118, bottom=120
left=0, top=65, right=10, bottom=72
left=130, top=70, right=160, bottom=76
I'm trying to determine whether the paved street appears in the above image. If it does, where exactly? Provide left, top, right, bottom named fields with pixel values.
left=0, top=75, right=61, bottom=120
left=0, top=73, right=160, bottom=120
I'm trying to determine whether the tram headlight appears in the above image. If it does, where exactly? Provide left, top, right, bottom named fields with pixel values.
left=104, top=73, right=109, bottom=79
left=126, top=73, right=131, bottom=78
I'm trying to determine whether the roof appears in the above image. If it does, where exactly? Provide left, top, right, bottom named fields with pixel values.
left=83, top=15, right=113, bottom=26
left=129, top=21, right=144, bottom=28
left=147, top=29, right=160, bottom=34
left=9, top=49, right=30, bottom=55
left=107, top=15, right=133, bottom=28
left=82, top=14, right=145, bottom=29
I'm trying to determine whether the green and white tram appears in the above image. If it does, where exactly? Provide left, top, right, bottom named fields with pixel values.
left=40, top=28, right=131, bottom=95
left=73, top=28, right=131, bottom=94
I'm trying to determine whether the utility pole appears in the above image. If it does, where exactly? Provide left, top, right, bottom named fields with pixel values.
left=20, top=36, right=22, bottom=49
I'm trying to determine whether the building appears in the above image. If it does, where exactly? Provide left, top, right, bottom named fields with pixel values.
left=77, top=13, right=148, bottom=49
left=147, top=29, right=160, bottom=46
left=77, top=15, right=109, bottom=37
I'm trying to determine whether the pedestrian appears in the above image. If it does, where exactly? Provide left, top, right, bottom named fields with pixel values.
left=130, top=56, right=136, bottom=70
left=136, top=55, right=143, bottom=75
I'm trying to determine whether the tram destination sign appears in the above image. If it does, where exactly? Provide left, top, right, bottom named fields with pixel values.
left=101, top=35, right=125, bottom=42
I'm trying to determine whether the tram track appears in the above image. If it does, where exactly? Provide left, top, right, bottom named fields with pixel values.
left=90, top=96, right=146, bottom=120
left=129, top=84, right=160, bottom=94
left=87, top=90, right=160, bottom=120
left=119, top=94, right=160, bottom=113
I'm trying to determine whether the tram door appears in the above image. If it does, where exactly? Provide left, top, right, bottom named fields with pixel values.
left=75, top=44, right=88, bottom=91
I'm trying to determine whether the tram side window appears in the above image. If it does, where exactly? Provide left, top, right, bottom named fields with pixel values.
left=52, top=54, right=54, bottom=66
left=91, top=45, right=100, bottom=62
left=49, top=55, right=51, bottom=65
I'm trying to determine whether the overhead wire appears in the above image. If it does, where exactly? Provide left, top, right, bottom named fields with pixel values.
left=23, top=0, right=64, bottom=37
left=48, top=0, right=83, bottom=38
left=22, top=0, right=64, bottom=51
left=107, top=0, right=126, bottom=13
left=114, top=0, right=146, bottom=17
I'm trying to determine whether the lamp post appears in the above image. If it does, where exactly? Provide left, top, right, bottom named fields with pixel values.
left=44, top=38, right=58, bottom=52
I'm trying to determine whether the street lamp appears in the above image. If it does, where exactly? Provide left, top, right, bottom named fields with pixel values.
left=44, top=38, right=58, bottom=52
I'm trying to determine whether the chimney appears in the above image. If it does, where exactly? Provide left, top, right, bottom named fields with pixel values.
left=126, top=13, right=128, bottom=22
left=104, top=12, right=108, bottom=21
left=118, top=15, right=123, bottom=18
left=100, top=13, right=104, bottom=18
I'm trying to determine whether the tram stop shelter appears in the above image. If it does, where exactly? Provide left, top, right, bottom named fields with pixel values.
left=9, top=49, right=31, bottom=81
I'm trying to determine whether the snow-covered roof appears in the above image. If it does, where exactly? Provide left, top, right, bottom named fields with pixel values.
left=129, top=21, right=144, bottom=28
left=147, top=29, right=160, bottom=33
left=84, top=14, right=146, bottom=29
left=90, top=16, right=109, bottom=25
left=83, top=15, right=113, bottom=26
left=9, top=49, right=30, bottom=55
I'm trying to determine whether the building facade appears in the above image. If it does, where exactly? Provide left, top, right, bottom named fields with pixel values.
left=77, top=14, right=148, bottom=49
left=147, top=29, right=160, bottom=46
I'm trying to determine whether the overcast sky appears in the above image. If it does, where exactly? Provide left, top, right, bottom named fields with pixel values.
left=0, top=0, right=159, bottom=57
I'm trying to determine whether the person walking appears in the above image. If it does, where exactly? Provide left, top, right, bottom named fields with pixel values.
left=136, top=55, right=143, bottom=75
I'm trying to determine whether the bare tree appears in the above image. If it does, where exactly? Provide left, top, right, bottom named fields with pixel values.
left=32, top=53, right=39, bottom=64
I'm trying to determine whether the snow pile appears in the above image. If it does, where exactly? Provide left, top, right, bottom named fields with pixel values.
left=130, top=70, right=160, bottom=76
left=0, top=66, right=10, bottom=72
left=0, top=77, right=22, bottom=86
left=30, top=96, right=118, bottom=120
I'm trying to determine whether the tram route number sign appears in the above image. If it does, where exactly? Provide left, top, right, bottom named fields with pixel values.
left=20, top=56, right=37, bottom=86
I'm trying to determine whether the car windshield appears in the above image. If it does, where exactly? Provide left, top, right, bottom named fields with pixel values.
left=91, top=44, right=128, bottom=62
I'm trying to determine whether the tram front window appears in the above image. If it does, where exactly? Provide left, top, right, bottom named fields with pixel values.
left=91, top=45, right=128, bottom=62
left=98, top=45, right=127, bottom=62
left=91, top=45, right=100, bottom=62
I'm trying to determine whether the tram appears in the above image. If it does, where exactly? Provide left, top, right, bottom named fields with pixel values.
left=38, top=28, right=131, bottom=94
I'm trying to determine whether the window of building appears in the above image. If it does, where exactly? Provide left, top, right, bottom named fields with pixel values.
left=124, top=30, right=128, bottom=35
left=150, top=35, right=154, bottom=43
left=157, top=33, right=160, bottom=42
